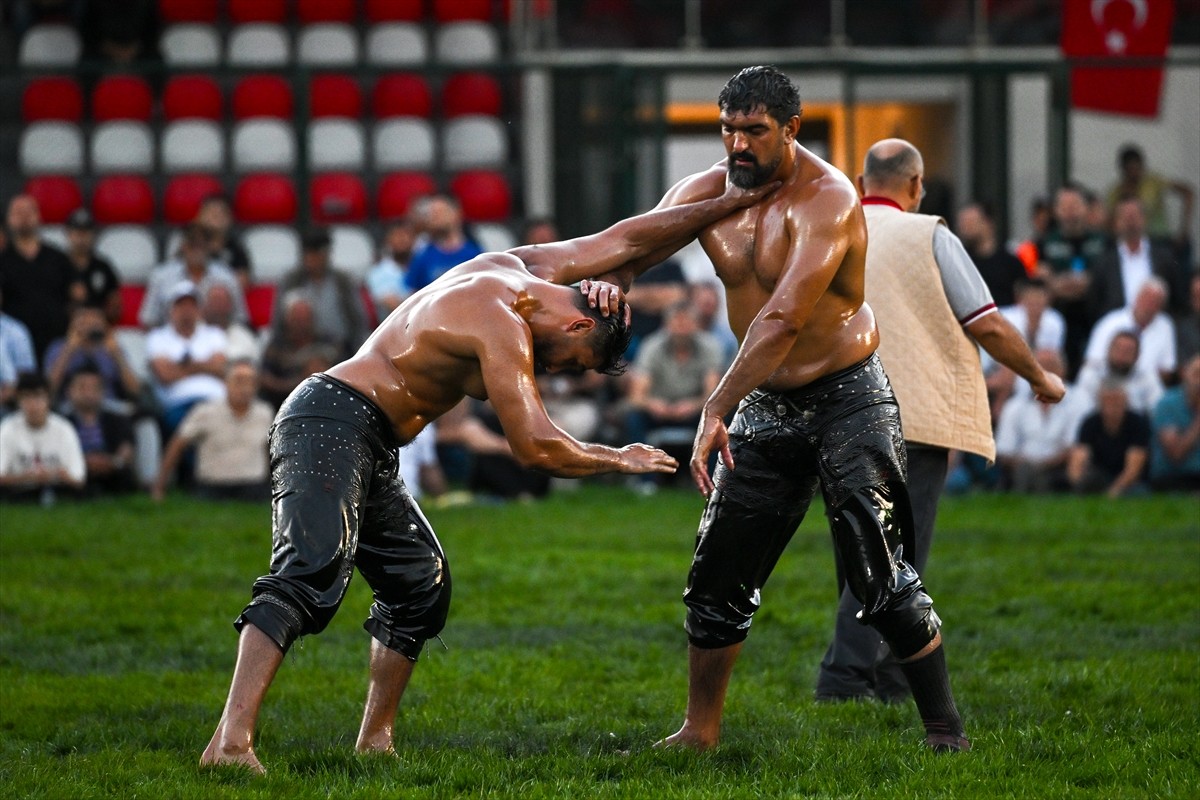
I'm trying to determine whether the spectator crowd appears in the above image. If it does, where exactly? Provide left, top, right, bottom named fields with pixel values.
left=2, top=142, right=1197, bottom=505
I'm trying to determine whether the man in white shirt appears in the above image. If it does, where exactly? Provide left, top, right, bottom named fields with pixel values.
left=146, top=280, right=228, bottom=432
left=1084, top=276, right=1177, bottom=384
left=1075, top=330, right=1164, bottom=414
left=0, top=372, right=85, bottom=501
left=1089, top=197, right=1189, bottom=319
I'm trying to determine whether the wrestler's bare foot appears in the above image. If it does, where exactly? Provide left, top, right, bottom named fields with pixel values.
left=653, top=725, right=718, bottom=751
left=354, top=734, right=397, bottom=757
left=199, top=737, right=266, bottom=775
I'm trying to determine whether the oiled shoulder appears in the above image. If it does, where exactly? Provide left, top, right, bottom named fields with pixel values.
left=661, top=165, right=727, bottom=207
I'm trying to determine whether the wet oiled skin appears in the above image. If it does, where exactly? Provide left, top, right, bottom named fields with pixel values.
left=673, top=144, right=877, bottom=392
left=326, top=255, right=553, bottom=446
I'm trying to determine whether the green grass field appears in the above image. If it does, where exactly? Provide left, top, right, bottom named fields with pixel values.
left=1, top=487, right=1197, bottom=799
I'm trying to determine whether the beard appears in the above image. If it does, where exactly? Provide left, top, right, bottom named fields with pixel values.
left=1108, top=361, right=1134, bottom=378
left=727, top=153, right=778, bottom=188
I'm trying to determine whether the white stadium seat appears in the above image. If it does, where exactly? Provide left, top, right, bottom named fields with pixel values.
left=365, top=23, right=428, bottom=66
left=297, top=23, right=359, bottom=67
left=19, top=24, right=81, bottom=67
left=434, top=22, right=500, bottom=65
left=471, top=222, right=517, bottom=253
left=91, top=122, right=155, bottom=174
left=442, top=115, right=508, bottom=170
left=19, top=122, right=85, bottom=174
left=243, top=226, right=301, bottom=283
left=96, top=226, right=160, bottom=283
left=308, top=119, right=366, bottom=171
left=330, top=225, right=376, bottom=280
left=232, top=119, right=297, bottom=173
left=227, top=24, right=290, bottom=67
left=160, top=24, right=222, bottom=67
left=372, top=118, right=435, bottom=171
left=161, top=120, right=225, bottom=173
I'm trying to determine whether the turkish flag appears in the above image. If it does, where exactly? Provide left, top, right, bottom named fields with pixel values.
left=1061, top=0, right=1176, bottom=117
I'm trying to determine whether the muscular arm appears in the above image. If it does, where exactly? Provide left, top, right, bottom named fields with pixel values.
left=965, top=313, right=1065, bottom=403
left=514, top=178, right=774, bottom=288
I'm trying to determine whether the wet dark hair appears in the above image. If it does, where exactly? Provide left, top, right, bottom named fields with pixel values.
left=717, top=65, right=801, bottom=127
left=574, top=293, right=633, bottom=376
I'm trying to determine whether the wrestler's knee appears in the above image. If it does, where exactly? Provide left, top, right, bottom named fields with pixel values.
left=362, top=556, right=453, bottom=661
left=683, top=587, right=756, bottom=649
left=867, top=578, right=942, bottom=661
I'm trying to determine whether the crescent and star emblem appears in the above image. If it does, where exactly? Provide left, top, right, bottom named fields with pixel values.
left=1091, top=0, right=1150, bottom=54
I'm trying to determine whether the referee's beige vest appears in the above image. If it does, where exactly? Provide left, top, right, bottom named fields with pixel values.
left=863, top=204, right=996, bottom=461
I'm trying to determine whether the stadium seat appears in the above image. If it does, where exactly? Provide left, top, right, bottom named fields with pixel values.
left=434, top=22, right=500, bottom=65
left=450, top=170, right=512, bottom=222
left=244, top=284, right=277, bottom=329
left=365, top=0, right=425, bottom=22
left=377, top=172, right=437, bottom=219
left=162, top=75, right=222, bottom=121
left=18, top=25, right=81, bottom=67
left=96, top=226, right=159, bottom=283
left=309, top=120, right=366, bottom=171
left=243, top=226, right=300, bottom=282
left=24, top=177, right=83, bottom=225
left=297, top=24, right=359, bottom=67
left=158, top=0, right=217, bottom=23
left=442, top=115, right=508, bottom=170
left=22, top=77, right=84, bottom=123
left=441, top=71, right=503, bottom=118
left=472, top=222, right=517, bottom=252
left=331, top=225, right=376, bottom=280
left=92, top=176, right=156, bottom=224
left=234, top=175, right=298, bottom=223
left=228, top=0, right=286, bottom=23
left=227, top=24, right=290, bottom=67
left=373, top=118, right=436, bottom=171
left=19, top=122, right=84, bottom=175
left=310, top=74, right=363, bottom=118
left=161, top=121, right=225, bottom=173
left=163, top=174, right=224, bottom=224
left=371, top=74, right=433, bottom=118
left=433, top=0, right=492, bottom=22
left=91, top=75, right=155, bottom=122
left=158, top=0, right=218, bottom=23
left=117, top=286, right=148, bottom=328
left=160, top=24, right=221, bottom=67
left=232, top=120, right=296, bottom=173
left=232, top=74, right=294, bottom=119
left=311, top=173, right=369, bottom=223
left=365, top=23, right=428, bottom=66
left=298, top=0, right=356, bottom=23
left=91, top=122, right=155, bottom=174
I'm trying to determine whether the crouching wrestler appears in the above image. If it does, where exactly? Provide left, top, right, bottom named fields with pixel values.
left=200, top=178, right=778, bottom=774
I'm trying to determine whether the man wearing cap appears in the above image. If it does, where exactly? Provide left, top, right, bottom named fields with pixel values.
left=145, top=280, right=228, bottom=433
left=64, top=208, right=122, bottom=325
left=272, top=227, right=368, bottom=359
left=139, top=223, right=247, bottom=329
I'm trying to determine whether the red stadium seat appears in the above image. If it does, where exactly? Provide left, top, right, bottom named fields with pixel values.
left=234, top=174, right=297, bottom=223
left=24, top=176, right=83, bottom=224
left=377, top=172, right=437, bottom=219
left=163, top=174, right=224, bottom=224
left=22, top=77, right=84, bottom=122
left=118, top=284, right=147, bottom=328
left=298, top=0, right=356, bottom=23
left=228, top=0, right=286, bottom=23
left=441, top=71, right=503, bottom=117
left=162, top=74, right=222, bottom=121
left=433, top=0, right=491, bottom=22
left=232, top=75, right=294, bottom=120
left=158, top=0, right=218, bottom=23
left=450, top=170, right=511, bottom=222
left=92, top=176, right=155, bottom=224
left=310, top=173, right=369, bottom=223
left=91, top=75, right=154, bottom=122
left=310, top=74, right=363, bottom=118
left=371, top=74, right=433, bottom=118
left=365, top=0, right=425, bottom=22
left=244, top=284, right=276, bottom=329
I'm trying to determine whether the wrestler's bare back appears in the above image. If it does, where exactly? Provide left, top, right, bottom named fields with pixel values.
left=326, top=254, right=537, bottom=445
left=680, top=145, right=877, bottom=391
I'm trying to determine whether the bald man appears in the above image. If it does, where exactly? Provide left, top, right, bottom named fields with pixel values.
left=550, top=68, right=973, bottom=752
left=815, top=138, right=1064, bottom=704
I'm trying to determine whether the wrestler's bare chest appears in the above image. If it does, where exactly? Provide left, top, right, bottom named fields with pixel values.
left=699, top=204, right=790, bottom=292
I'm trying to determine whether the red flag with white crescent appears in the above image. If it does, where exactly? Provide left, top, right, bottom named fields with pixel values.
left=1061, top=0, right=1176, bottom=117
